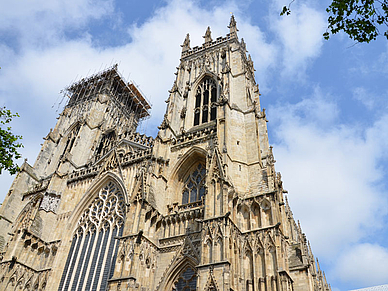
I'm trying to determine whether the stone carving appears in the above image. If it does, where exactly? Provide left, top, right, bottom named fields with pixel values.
left=180, top=107, right=186, bottom=118
left=40, top=193, right=61, bottom=213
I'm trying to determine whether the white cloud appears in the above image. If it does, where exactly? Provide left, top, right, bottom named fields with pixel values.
left=269, top=90, right=388, bottom=258
left=0, top=0, right=277, bottom=201
left=334, top=243, right=388, bottom=287
left=352, top=87, right=375, bottom=110
left=269, top=1, right=326, bottom=79
left=0, top=0, right=114, bottom=46
left=1, top=1, right=388, bottom=290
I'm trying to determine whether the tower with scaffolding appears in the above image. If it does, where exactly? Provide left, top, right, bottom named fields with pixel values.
left=0, top=17, right=330, bottom=291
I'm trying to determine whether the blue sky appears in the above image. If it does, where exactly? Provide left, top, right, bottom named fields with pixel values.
left=1, top=0, right=388, bottom=290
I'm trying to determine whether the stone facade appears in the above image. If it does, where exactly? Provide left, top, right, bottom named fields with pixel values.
left=0, top=16, right=331, bottom=291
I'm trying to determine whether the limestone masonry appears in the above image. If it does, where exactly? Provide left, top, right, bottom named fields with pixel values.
left=0, top=16, right=331, bottom=291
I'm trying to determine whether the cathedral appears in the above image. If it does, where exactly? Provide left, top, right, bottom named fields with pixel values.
left=0, top=16, right=331, bottom=291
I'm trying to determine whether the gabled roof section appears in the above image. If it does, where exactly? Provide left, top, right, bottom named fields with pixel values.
left=63, top=64, right=151, bottom=118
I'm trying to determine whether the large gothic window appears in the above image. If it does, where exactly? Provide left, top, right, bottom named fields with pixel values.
left=58, top=181, right=125, bottom=291
left=173, top=266, right=197, bottom=291
left=182, top=163, right=206, bottom=205
left=194, top=77, right=217, bottom=126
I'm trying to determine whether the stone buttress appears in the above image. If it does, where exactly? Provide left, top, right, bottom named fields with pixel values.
left=0, top=16, right=330, bottom=291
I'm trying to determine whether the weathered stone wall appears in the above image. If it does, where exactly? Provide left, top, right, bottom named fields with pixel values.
left=0, top=18, right=330, bottom=291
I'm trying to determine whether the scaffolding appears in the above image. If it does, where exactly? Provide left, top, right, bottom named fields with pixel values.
left=62, top=64, right=151, bottom=122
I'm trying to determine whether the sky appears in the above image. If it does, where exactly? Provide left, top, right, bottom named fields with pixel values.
left=1, top=0, right=388, bottom=290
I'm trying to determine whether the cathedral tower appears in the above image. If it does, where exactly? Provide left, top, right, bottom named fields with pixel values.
left=0, top=16, right=330, bottom=291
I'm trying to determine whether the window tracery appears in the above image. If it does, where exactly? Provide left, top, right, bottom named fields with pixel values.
left=58, top=181, right=125, bottom=291
left=172, top=266, right=197, bottom=291
left=182, top=163, right=206, bottom=205
left=194, top=77, right=217, bottom=126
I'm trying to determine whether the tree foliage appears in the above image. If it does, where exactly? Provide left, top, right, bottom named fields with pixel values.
left=281, top=0, right=388, bottom=43
left=0, top=107, right=23, bottom=175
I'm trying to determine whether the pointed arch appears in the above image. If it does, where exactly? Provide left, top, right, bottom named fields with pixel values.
left=95, top=129, right=117, bottom=161
left=255, top=244, right=265, bottom=279
left=214, top=234, right=223, bottom=262
left=243, top=241, right=254, bottom=291
left=158, top=256, right=198, bottom=291
left=58, top=173, right=127, bottom=291
left=67, top=171, right=128, bottom=231
left=251, top=200, right=261, bottom=229
left=13, top=194, right=42, bottom=232
left=238, top=203, right=251, bottom=231
left=169, top=147, right=207, bottom=205
left=261, top=198, right=273, bottom=226
left=169, top=146, right=207, bottom=182
left=63, top=120, right=83, bottom=138
left=192, top=74, right=219, bottom=126
left=265, top=233, right=277, bottom=276
left=61, top=121, right=82, bottom=155
left=191, top=71, right=220, bottom=90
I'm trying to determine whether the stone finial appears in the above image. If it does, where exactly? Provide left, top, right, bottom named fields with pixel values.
left=228, top=14, right=238, bottom=37
left=181, top=33, right=190, bottom=52
left=203, top=26, right=212, bottom=44
left=248, top=54, right=254, bottom=70
left=241, top=38, right=247, bottom=52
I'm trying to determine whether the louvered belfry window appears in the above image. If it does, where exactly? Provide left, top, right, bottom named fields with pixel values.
left=194, top=77, right=217, bottom=126
left=182, top=163, right=206, bottom=205
left=58, top=181, right=125, bottom=291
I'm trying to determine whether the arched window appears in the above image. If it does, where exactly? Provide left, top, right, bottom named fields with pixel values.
left=63, top=124, right=81, bottom=155
left=182, top=163, right=206, bottom=205
left=173, top=266, right=197, bottom=291
left=58, top=181, right=125, bottom=291
left=194, top=77, right=217, bottom=126
left=95, top=131, right=116, bottom=161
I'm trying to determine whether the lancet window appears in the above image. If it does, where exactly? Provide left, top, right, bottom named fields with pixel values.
left=194, top=77, right=217, bottom=126
left=182, top=163, right=206, bottom=205
left=58, top=181, right=125, bottom=291
left=173, top=266, right=197, bottom=291
left=95, top=131, right=116, bottom=161
left=63, top=124, right=81, bottom=154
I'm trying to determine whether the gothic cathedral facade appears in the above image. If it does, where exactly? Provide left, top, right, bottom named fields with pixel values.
left=0, top=17, right=331, bottom=291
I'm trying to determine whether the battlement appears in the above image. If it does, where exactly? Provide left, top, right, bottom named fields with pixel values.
left=181, top=34, right=236, bottom=59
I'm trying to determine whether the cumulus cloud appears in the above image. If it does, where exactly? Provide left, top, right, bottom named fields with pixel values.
left=352, top=87, right=375, bottom=110
left=0, top=0, right=277, bottom=200
left=269, top=87, right=388, bottom=287
left=269, top=88, right=388, bottom=256
left=268, top=0, right=326, bottom=79
left=1, top=1, right=388, bottom=290
left=334, top=243, right=388, bottom=287
left=0, top=0, right=114, bottom=47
